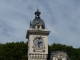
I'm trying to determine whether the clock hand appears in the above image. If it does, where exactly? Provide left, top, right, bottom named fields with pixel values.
left=39, top=42, right=42, bottom=43
left=38, top=42, right=42, bottom=48
left=38, top=41, right=41, bottom=48
left=38, top=44, right=40, bottom=48
left=38, top=42, right=39, bottom=48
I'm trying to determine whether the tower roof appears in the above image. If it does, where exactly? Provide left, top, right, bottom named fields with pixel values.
left=30, top=9, right=45, bottom=29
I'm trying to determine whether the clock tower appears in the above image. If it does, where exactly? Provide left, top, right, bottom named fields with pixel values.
left=26, top=9, right=50, bottom=60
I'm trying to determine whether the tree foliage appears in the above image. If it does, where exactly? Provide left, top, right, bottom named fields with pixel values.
left=48, top=43, right=80, bottom=60
left=0, top=41, right=28, bottom=60
left=0, top=42, right=80, bottom=60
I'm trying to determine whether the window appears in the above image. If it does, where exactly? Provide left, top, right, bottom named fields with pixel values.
left=58, top=59, right=62, bottom=60
left=37, top=25, right=40, bottom=29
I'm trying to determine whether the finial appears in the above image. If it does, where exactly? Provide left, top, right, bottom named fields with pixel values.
left=36, top=4, right=39, bottom=13
left=37, top=4, right=39, bottom=11
left=37, top=4, right=38, bottom=9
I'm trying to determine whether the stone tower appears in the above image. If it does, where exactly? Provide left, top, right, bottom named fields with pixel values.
left=26, top=9, right=50, bottom=60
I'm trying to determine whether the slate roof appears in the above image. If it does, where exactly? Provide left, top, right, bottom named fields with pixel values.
left=30, top=9, right=45, bottom=29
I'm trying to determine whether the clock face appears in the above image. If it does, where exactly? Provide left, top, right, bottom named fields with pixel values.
left=33, top=37, right=44, bottom=48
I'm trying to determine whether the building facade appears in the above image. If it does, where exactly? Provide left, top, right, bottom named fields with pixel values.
left=26, top=9, right=50, bottom=60
left=26, top=9, right=70, bottom=60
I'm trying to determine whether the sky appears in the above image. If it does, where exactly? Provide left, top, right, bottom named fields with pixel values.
left=0, top=0, right=80, bottom=48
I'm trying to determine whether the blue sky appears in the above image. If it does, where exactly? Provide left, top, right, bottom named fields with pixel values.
left=0, top=0, right=80, bottom=48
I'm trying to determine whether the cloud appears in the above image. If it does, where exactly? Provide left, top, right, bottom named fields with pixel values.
left=0, top=0, right=80, bottom=48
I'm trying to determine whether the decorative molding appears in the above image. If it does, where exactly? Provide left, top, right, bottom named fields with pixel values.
left=52, top=52, right=68, bottom=60
left=33, top=35, right=44, bottom=38
left=26, top=30, right=50, bottom=39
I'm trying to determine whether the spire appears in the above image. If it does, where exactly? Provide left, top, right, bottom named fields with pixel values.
left=35, top=5, right=41, bottom=18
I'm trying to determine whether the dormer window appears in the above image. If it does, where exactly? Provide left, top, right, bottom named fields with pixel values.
left=37, top=25, right=40, bottom=29
left=35, top=23, right=42, bottom=30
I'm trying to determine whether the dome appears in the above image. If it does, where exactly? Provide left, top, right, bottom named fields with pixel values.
left=30, top=9, right=45, bottom=29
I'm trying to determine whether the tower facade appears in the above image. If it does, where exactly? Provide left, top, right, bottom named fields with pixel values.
left=26, top=9, right=50, bottom=60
